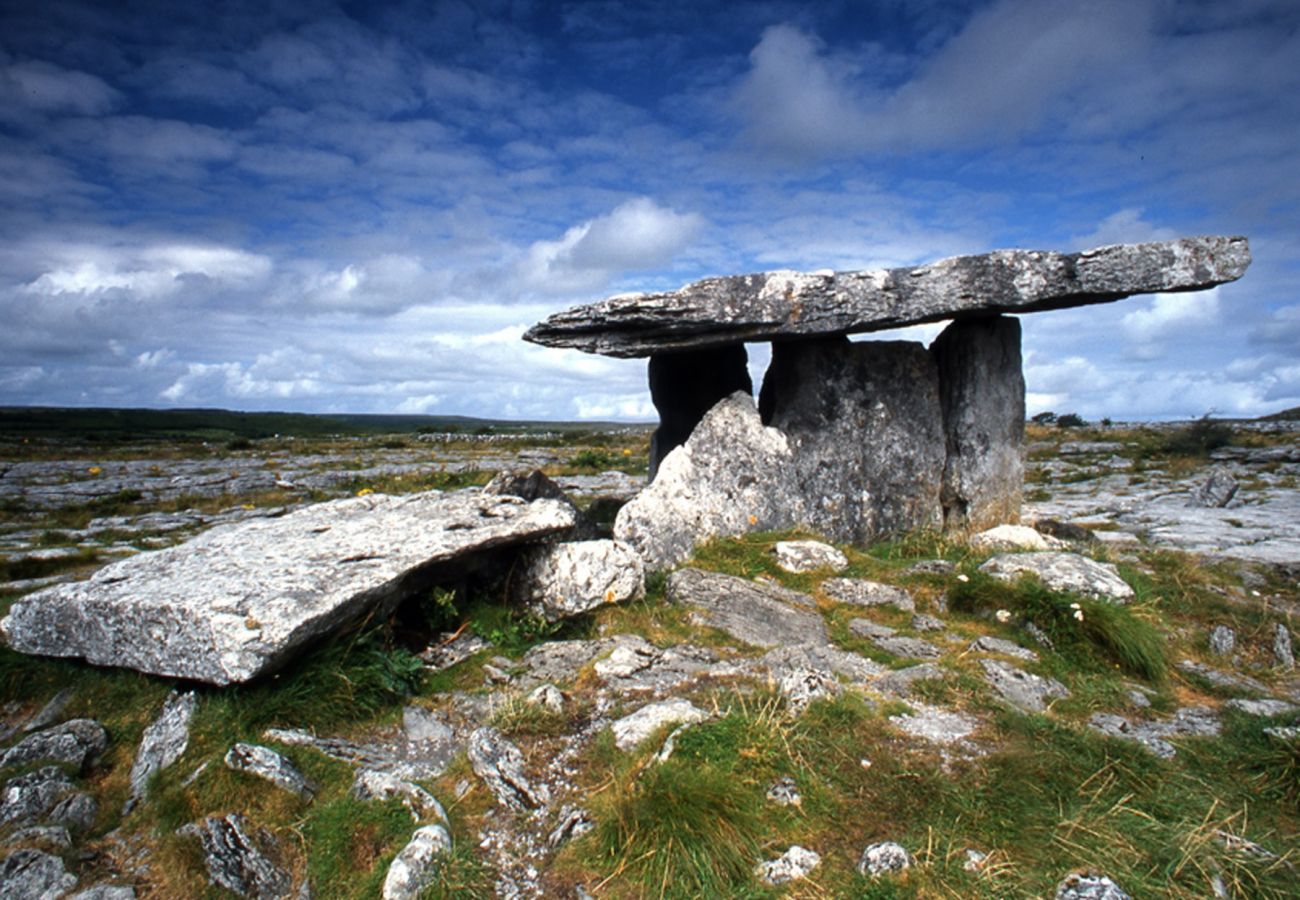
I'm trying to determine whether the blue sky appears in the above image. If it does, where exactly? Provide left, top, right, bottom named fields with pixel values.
left=2, top=0, right=1297, bottom=421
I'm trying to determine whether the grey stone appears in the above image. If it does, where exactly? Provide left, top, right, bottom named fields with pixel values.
left=482, top=468, right=571, bottom=503
left=766, top=776, right=801, bottom=807
left=48, top=792, right=96, bottom=831
left=124, top=690, right=197, bottom=814
left=1, top=492, right=576, bottom=685
left=1, top=767, right=77, bottom=827
left=525, top=236, right=1251, bottom=356
left=904, top=559, right=956, bottom=576
left=932, top=316, right=1025, bottom=530
left=1274, top=623, right=1294, bottom=669
left=225, top=743, right=315, bottom=800
left=1088, top=707, right=1220, bottom=758
left=0, top=719, right=107, bottom=773
left=969, top=635, right=1039, bottom=661
left=525, top=684, right=565, bottom=713
left=1176, top=659, right=1269, bottom=695
left=263, top=725, right=458, bottom=783
left=759, top=338, right=944, bottom=543
left=1055, top=873, right=1132, bottom=900
left=666, top=568, right=826, bottom=648
left=614, top=393, right=801, bottom=570
left=911, top=614, right=945, bottom=632
left=889, top=703, right=979, bottom=745
left=547, top=806, right=594, bottom=849
left=772, top=540, right=848, bottom=574
left=351, top=769, right=448, bottom=824
left=979, top=659, right=1070, bottom=712
left=419, top=632, right=490, bottom=671
left=4, top=825, right=72, bottom=851
left=512, top=540, right=644, bottom=622
left=380, top=824, right=451, bottom=900
left=761, top=643, right=886, bottom=685
left=610, top=699, right=707, bottom=751
left=0, top=848, right=77, bottom=899
left=467, top=727, right=549, bottom=810
left=979, top=552, right=1135, bottom=603
left=857, top=841, right=911, bottom=877
left=850, top=621, right=943, bottom=660
left=646, top=345, right=753, bottom=479
left=402, top=707, right=453, bottom=746
left=1223, top=698, right=1297, bottom=717
left=21, top=689, right=75, bottom=734
left=180, top=813, right=292, bottom=900
left=1192, top=470, right=1238, bottom=508
left=1264, top=725, right=1300, bottom=742
left=969, top=524, right=1062, bottom=552
left=874, top=663, right=945, bottom=698
left=756, top=845, right=821, bottom=886
left=67, top=887, right=137, bottom=900
left=778, top=667, right=843, bottom=712
left=1208, top=625, right=1236, bottom=656
left=822, top=578, right=915, bottom=611
left=1034, top=519, right=1098, bottom=543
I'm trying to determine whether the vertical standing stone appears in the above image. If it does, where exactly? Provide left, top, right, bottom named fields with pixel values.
left=647, top=345, right=753, bottom=479
left=930, top=316, right=1025, bottom=531
left=760, top=337, right=944, bottom=544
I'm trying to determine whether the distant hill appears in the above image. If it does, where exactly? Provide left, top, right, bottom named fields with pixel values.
left=1260, top=406, right=1300, bottom=421
left=0, top=406, right=647, bottom=442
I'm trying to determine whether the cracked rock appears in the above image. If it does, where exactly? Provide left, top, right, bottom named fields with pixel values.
left=756, top=845, right=821, bottom=886
left=822, top=578, right=915, bottom=611
left=610, top=699, right=708, bottom=751
left=180, top=813, right=293, bottom=900
left=124, top=691, right=196, bottom=814
left=0, top=848, right=77, bottom=899
left=0, top=719, right=107, bottom=773
left=225, top=743, right=315, bottom=800
left=351, top=769, right=448, bottom=824
left=467, top=728, right=549, bottom=810
left=772, top=540, right=848, bottom=573
left=979, top=659, right=1069, bottom=712
left=858, top=841, right=911, bottom=877
left=381, top=824, right=451, bottom=900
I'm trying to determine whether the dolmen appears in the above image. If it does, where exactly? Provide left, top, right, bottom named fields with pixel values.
left=526, top=236, right=1250, bottom=566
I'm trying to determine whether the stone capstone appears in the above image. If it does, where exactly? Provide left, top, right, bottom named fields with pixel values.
left=511, top=539, right=644, bottom=622
left=932, top=316, right=1025, bottom=530
left=0, top=848, right=77, bottom=899
left=614, top=393, right=801, bottom=570
left=665, top=568, right=827, bottom=648
left=124, top=691, right=196, bottom=814
left=979, top=552, right=1135, bottom=603
left=0, top=719, right=107, bottom=773
left=772, top=540, right=848, bottom=573
left=381, top=824, right=452, bottom=900
left=524, top=236, right=1250, bottom=357
left=467, top=727, right=549, bottom=810
left=759, top=337, right=944, bottom=543
left=179, top=813, right=292, bottom=900
left=0, top=491, right=576, bottom=685
left=224, top=743, right=315, bottom=800
left=646, top=345, right=753, bottom=479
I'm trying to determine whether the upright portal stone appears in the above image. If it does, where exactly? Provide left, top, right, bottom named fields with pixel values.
left=647, top=345, right=752, bottom=479
left=759, top=338, right=944, bottom=543
left=931, top=316, right=1024, bottom=530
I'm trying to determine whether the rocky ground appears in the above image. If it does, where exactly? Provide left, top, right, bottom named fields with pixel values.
left=1, top=421, right=1298, bottom=898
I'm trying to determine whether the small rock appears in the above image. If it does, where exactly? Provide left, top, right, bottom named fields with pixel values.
left=1208, top=625, right=1236, bottom=656
left=402, top=706, right=454, bottom=746
left=1033, top=519, right=1097, bottom=543
left=1, top=767, right=78, bottom=827
left=0, top=848, right=77, bottom=899
left=351, top=770, right=448, bottom=825
left=547, top=806, right=594, bottom=848
left=904, top=559, right=956, bottom=576
left=874, top=663, right=945, bottom=698
left=1177, top=659, right=1269, bottom=695
left=1264, top=725, right=1300, bottom=742
left=1274, top=623, right=1294, bottom=669
left=979, top=659, right=1069, bottom=712
left=889, top=703, right=979, bottom=745
left=124, top=691, right=197, bottom=814
left=224, top=743, right=315, bottom=800
left=1126, top=689, right=1152, bottom=709
left=979, top=552, right=1134, bottom=603
left=467, top=728, right=549, bottom=810
left=419, top=632, right=490, bottom=671
left=823, top=578, right=915, bottom=611
left=594, top=642, right=658, bottom=679
left=963, top=848, right=987, bottom=872
left=67, top=886, right=138, bottom=899
left=850, top=621, right=942, bottom=660
left=525, top=684, right=565, bottom=714
left=1223, top=698, right=1297, bottom=717
left=772, top=540, right=848, bottom=573
left=857, top=841, right=911, bottom=877
left=667, top=568, right=827, bottom=648
left=1054, top=872, right=1132, bottom=899
left=911, top=613, right=945, bottom=632
left=969, top=635, right=1039, bottom=661
left=21, top=688, right=75, bottom=734
left=779, top=667, right=842, bottom=712
left=381, top=824, right=452, bottom=900
left=4, top=825, right=72, bottom=851
left=180, top=813, right=293, bottom=900
left=610, top=699, right=707, bottom=751
left=970, top=524, right=1064, bottom=552
left=0, top=719, right=108, bottom=773
left=766, top=776, right=801, bottom=807
left=756, top=845, right=821, bottom=886
left=48, top=791, right=97, bottom=831
left=1192, top=469, right=1238, bottom=508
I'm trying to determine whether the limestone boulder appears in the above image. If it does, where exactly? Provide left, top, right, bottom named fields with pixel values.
left=180, top=814, right=292, bottom=900
left=610, top=699, right=708, bottom=751
left=772, top=540, right=848, bottom=573
left=0, top=491, right=576, bottom=685
left=124, top=691, right=196, bottom=814
left=666, top=568, right=827, bottom=648
left=979, top=552, right=1135, bottom=603
left=511, top=540, right=644, bottom=622
left=647, top=345, right=753, bottom=478
left=614, top=393, right=802, bottom=569
left=760, top=337, right=944, bottom=544
left=381, top=825, right=452, bottom=900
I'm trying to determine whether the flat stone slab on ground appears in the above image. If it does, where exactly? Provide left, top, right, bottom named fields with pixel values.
left=0, top=491, right=576, bottom=685
left=524, top=236, right=1250, bottom=356
left=979, top=551, right=1135, bottom=603
left=666, top=568, right=827, bottom=648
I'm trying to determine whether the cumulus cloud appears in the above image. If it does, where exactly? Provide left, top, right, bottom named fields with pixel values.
left=1121, top=290, right=1221, bottom=349
left=0, top=60, right=122, bottom=118
left=22, top=243, right=271, bottom=299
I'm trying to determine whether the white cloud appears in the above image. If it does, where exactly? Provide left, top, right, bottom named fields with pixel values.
left=0, top=60, right=121, bottom=117
left=1121, top=290, right=1221, bottom=346
left=1070, top=210, right=1178, bottom=249
left=22, top=243, right=271, bottom=298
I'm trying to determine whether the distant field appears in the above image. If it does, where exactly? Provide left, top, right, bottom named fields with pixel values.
left=0, top=406, right=650, bottom=443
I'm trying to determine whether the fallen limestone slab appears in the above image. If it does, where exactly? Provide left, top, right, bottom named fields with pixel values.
left=524, top=236, right=1250, bottom=357
left=979, top=551, right=1135, bottom=603
left=0, top=491, right=575, bottom=685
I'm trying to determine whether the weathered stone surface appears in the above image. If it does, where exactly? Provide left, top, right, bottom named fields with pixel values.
left=610, top=699, right=708, bottom=751
left=932, top=316, right=1025, bottom=530
left=482, top=468, right=571, bottom=503
left=970, top=524, right=1063, bottom=552
left=67, top=887, right=137, bottom=900
left=756, top=845, right=821, bottom=886
left=1273, top=623, right=1294, bottom=669
left=822, top=578, right=915, bottom=611
left=666, top=568, right=827, bottom=648
left=857, top=841, right=911, bottom=877
left=1089, top=707, right=1220, bottom=759
left=969, top=635, right=1039, bottom=661
left=979, top=552, right=1135, bottom=603
left=1055, top=873, right=1132, bottom=900
left=0, top=491, right=576, bottom=685
left=351, top=769, right=448, bottom=824
left=4, top=825, right=72, bottom=851
left=980, top=659, right=1069, bottom=712
left=0, top=848, right=77, bottom=899
left=778, top=667, right=843, bottom=711
left=647, top=345, right=753, bottom=478
left=264, top=714, right=459, bottom=783
left=47, top=792, right=96, bottom=832
left=124, top=691, right=196, bottom=814
left=524, top=236, right=1251, bottom=357
left=1224, top=698, right=1297, bottom=717
left=467, top=727, right=549, bottom=810
left=849, top=620, right=943, bottom=660
left=0, top=719, right=107, bottom=773
left=759, top=338, right=944, bottom=543
left=381, top=824, right=451, bottom=900
left=1208, top=625, right=1236, bottom=656
left=22, top=688, right=74, bottom=735
left=767, top=776, right=802, bottom=807
left=889, top=703, right=979, bottom=745
left=180, top=813, right=292, bottom=900
left=772, top=540, right=848, bottom=574
left=547, top=806, right=594, bottom=848
left=1176, top=659, right=1269, bottom=695
left=614, top=393, right=800, bottom=569
left=1192, top=470, right=1238, bottom=508
left=511, top=540, right=644, bottom=622
left=1, top=767, right=78, bottom=827
left=225, top=744, right=315, bottom=800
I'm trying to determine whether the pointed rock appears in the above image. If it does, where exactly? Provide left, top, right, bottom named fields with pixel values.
left=124, top=691, right=196, bottom=814
left=381, top=824, right=451, bottom=900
